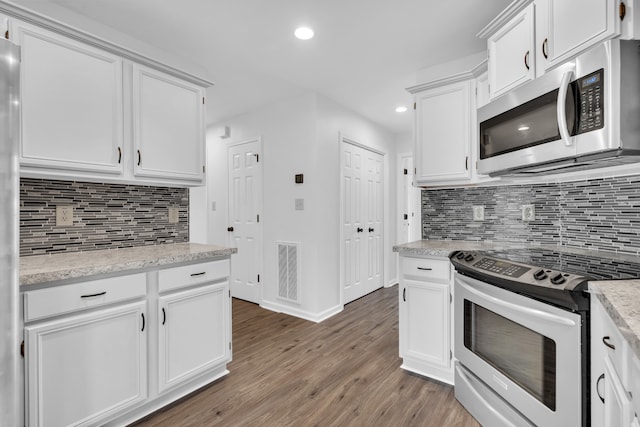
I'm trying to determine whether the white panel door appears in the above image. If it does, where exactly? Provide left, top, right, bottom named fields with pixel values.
left=158, top=282, right=230, bottom=393
left=133, top=64, right=204, bottom=182
left=25, top=302, right=147, bottom=427
left=228, top=139, right=262, bottom=303
left=14, top=20, right=124, bottom=174
left=342, top=140, right=383, bottom=304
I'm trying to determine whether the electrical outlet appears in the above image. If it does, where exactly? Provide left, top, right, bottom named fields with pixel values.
left=56, top=205, right=73, bottom=226
left=168, top=207, right=179, bottom=224
left=472, top=205, right=485, bottom=221
left=522, top=204, right=535, bottom=222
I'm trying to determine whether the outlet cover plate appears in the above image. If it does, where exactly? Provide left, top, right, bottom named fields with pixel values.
left=522, top=204, right=535, bottom=222
left=168, top=207, right=179, bottom=223
left=56, top=205, right=73, bottom=226
left=472, top=205, right=485, bottom=221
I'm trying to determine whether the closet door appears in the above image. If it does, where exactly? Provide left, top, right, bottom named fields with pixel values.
left=341, top=140, right=383, bottom=304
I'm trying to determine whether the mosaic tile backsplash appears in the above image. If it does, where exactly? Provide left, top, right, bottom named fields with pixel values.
left=422, top=175, right=640, bottom=255
left=20, top=178, right=189, bottom=256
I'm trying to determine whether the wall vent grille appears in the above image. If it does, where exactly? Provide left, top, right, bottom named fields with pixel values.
left=277, top=242, right=300, bottom=303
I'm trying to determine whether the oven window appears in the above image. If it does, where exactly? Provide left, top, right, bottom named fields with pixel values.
left=464, top=300, right=556, bottom=410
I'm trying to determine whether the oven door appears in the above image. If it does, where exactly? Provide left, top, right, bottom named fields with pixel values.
left=454, top=273, right=583, bottom=427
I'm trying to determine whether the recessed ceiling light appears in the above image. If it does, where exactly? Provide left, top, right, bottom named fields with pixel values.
left=518, top=125, right=530, bottom=131
left=295, top=27, right=314, bottom=40
left=395, top=106, right=408, bottom=113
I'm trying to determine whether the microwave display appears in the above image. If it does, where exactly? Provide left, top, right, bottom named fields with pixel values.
left=480, top=69, right=605, bottom=160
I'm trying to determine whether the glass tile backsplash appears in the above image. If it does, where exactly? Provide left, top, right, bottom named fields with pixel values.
left=422, top=175, right=640, bottom=255
left=20, top=178, right=189, bottom=256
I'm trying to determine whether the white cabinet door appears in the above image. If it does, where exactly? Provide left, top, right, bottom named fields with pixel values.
left=604, top=357, right=632, bottom=427
left=414, top=80, right=471, bottom=184
left=547, top=0, right=620, bottom=67
left=13, top=20, right=124, bottom=175
left=133, top=64, right=205, bottom=183
left=24, top=302, right=147, bottom=427
left=158, top=282, right=230, bottom=393
left=488, top=4, right=535, bottom=98
left=400, top=278, right=450, bottom=370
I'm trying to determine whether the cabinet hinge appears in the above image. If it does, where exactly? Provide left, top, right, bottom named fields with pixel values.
left=413, top=102, right=416, bottom=110
left=254, top=153, right=259, bottom=163
left=450, top=350, right=453, bottom=360
left=414, top=168, right=416, bottom=175
left=203, top=165, right=206, bottom=173
left=257, top=274, right=260, bottom=283
left=620, top=2, right=627, bottom=20
left=229, top=342, right=232, bottom=350
left=450, top=293, right=452, bottom=304
left=20, top=340, right=24, bottom=358
left=404, top=213, right=408, bottom=220
left=203, top=97, right=205, bottom=104
left=403, top=168, right=408, bottom=175
left=256, top=214, right=260, bottom=223
left=4, top=30, right=8, bottom=39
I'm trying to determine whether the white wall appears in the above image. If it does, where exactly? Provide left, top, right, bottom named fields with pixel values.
left=195, top=92, right=398, bottom=321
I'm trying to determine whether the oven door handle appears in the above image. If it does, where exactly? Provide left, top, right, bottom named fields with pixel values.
left=459, top=278, right=577, bottom=327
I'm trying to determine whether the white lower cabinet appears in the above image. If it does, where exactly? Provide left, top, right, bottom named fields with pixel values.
left=24, top=301, right=147, bottom=427
left=158, top=282, right=230, bottom=392
left=603, top=357, right=632, bottom=427
left=398, top=255, right=453, bottom=384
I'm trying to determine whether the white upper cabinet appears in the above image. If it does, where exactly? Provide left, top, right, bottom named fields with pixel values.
left=12, top=20, right=124, bottom=175
left=547, top=0, right=621, bottom=67
left=487, top=4, right=536, bottom=98
left=133, top=64, right=205, bottom=183
left=413, top=80, right=472, bottom=184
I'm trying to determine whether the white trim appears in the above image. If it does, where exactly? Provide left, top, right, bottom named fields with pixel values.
left=339, top=133, right=385, bottom=156
left=406, top=59, right=487, bottom=93
left=260, top=300, right=343, bottom=323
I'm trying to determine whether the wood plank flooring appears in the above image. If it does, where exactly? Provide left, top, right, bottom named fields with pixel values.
left=132, top=286, right=480, bottom=426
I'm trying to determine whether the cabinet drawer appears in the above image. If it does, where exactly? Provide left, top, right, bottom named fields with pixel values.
left=159, top=260, right=230, bottom=293
left=24, top=273, right=146, bottom=322
left=401, top=256, right=450, bottom=281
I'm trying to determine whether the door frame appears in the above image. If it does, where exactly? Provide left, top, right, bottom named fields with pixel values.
left=396, top=152, right=421, bottom=244
left=339, top=133, right=385, bottom=305
left=226, top=137, right=263, bottom=304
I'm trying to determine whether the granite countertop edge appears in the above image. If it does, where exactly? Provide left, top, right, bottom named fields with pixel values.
left=20, top=243, right=237, bottom=286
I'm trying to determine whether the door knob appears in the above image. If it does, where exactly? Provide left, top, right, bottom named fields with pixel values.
left=368, top=227, right=374, bottom=232
left=357, top=227, right=363, bottom=233
left=227, top=226, right=234, bottom=232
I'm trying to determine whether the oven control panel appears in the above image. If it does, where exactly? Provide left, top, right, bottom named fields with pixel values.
left=474, top=257, right=530, bottom=278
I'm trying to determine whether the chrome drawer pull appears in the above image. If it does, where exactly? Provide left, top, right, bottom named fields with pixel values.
left=602, top=336, right=616, bottom=350
left=80, top=291, right=106, bottom=299
left=417, top=267, right=433, bottom=271
left=190, top=272, right=206, bottom=277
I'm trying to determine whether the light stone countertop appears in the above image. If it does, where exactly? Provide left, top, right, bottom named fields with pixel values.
left=392, top=239, right=526, bottom=258
left=20, top=243, right=237, bottom=286
left=590, top=280, right=640, bottom=362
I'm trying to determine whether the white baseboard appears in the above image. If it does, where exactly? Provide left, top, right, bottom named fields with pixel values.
left=386, top=280, right=398, bottom=288
left=260, top=300, right=343, bottom=323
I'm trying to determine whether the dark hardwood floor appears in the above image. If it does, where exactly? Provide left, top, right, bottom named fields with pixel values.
left=133, top=286, right=480, bottom=426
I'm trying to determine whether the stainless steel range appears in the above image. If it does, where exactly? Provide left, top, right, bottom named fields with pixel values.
left=450, top=249, right=602, bottom=427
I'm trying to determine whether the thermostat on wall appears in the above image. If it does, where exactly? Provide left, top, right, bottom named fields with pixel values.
left=295, top=174, right=304, bottom=184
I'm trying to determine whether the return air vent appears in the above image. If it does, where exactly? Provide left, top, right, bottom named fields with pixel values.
left=277, top=242, right=300, bottom=303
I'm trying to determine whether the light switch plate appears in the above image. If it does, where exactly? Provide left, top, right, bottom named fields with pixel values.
left=168, top=207, right=179, bottom=223
left=56, top=205, right=73, bottom=226
left=295, top=198, right=304, bottom=211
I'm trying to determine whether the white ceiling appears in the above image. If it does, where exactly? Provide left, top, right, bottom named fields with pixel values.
left=19, top=0, right=512, bottom=134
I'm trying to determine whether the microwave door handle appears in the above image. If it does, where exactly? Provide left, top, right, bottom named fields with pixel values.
left=557, top=68, right=575, bottom=147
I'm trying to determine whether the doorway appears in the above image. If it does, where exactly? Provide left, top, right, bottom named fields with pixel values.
left=340, top=136, right=384, bottom=304
left=227, top=138, right=263, bottom=304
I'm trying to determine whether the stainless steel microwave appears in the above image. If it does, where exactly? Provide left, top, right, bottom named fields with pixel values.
left=478, top=39, right=640, bottom=177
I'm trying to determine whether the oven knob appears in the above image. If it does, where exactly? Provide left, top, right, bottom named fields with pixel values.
left=456, top=252, right=465, bottom=260
left=533, top=269, right=547, bottom=280
left=550, top=273, right=566, bottom=285
left=464, top=254, right=475, bottom=262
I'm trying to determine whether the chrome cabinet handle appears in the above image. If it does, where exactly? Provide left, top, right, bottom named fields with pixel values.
left=524, top=51, right=530, bottom=70
left=403, top=288, right=406, bottom=302
left=190, top=272, right=206, bottom=277
left=141, top=313, right=145, bottom=332
left=542, top=38, right=548, bottom=59
left=137, top=150, right=142, bottom=166
left=162, top=307, right=166, bottom=325
left=596, top=373, right=605, bottom=403
left=417, top=267, right=433, bottom=271
left=602, top=336, right=616, bottom=350
left=117, top=146, right=122, bottom=164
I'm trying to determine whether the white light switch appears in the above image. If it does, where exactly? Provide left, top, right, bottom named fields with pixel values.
left=295, top=198, right=304, bottom=211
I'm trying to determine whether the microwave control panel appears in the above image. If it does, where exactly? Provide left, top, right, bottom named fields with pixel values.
left=575, top=68, right=604, bottom=134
